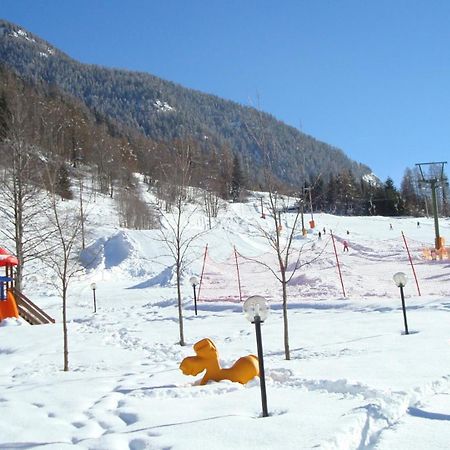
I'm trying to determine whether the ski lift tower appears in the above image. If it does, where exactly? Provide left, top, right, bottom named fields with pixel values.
left=303, top=186, right=314, bottom=228
left=415, top=161, right=447, bottom=249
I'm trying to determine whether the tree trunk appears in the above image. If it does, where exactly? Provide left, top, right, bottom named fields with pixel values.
left=176, top=260, right=185, bottom=346
left=281, top=276, right=290, bottom=360
left=79, top=179, right=85, bottom=249
left=62, top=283, right=69, bottom=371
left=13, top=177, right=24, bottom=292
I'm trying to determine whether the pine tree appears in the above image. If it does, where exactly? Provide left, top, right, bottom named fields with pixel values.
left=0, top=92, right=10, bottom=141
left=400, top=168, right=419, bottom=215
left=230, top=154, right=244, bottom=202
left=383, top=177, right=401, bottom=216
left=56, top=164, right=73, bottom=200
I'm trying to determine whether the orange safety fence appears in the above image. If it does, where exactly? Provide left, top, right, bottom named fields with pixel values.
left=195, top=232, right=450, bottom=303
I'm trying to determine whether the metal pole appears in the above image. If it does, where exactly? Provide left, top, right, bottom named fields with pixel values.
left=197, top=244, right=208, bottom=302
left=330, top=232, right=346, bottom=297
left=430, top=180, right=441, bottom=249
left=234, top=247, right=242, bottom=302
left=193, top=284, right=197, bottom=316
left=399, top=285, right=409, bottom=335
left=301, top=202, right=305, bottom=234
left=254, top=315, right=268, bottom=417
left=401, top=231, right=421, bottom=296
left=93, top=289, right=97, bottom=313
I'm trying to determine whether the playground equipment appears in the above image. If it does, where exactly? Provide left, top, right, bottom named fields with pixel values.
left=0, top=247, right=55, bottom=324
left=0, top=249, right=19, bottom=321
left=180, top=338, right=259, bottom=385
left=0, top=276, right=19, bottom=320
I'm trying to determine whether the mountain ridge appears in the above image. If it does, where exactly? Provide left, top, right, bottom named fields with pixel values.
left=0, top=19, right=373, bottom=187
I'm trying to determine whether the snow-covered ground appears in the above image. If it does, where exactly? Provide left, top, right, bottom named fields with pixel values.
left=1, top=190, right=449, bottom=449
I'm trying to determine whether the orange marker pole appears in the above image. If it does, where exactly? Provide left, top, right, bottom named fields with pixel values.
left=331, top=232, right=346, bottom=298
left=197, top=244, right=208, bottom=302
left=234, top=246, right=243, bottom=302
left=401, top=231, right=421, bottom=296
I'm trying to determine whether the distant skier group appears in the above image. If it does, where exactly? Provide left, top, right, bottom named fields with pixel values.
left=317, top=227, right=349, bottom=252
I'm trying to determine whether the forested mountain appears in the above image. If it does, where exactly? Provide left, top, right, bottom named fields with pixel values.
left=0, top=19, right=372, bottom=187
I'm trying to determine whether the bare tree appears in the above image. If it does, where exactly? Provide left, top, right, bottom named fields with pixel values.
left=202, top=188, right=221, bottom=229
left=246, top=114, right=324, bottom=360
left=116, top=180, right=157, bottom=230
left=156, top=141, right=206, bottom=346
left=41, top=169, right=85, bottom=371
left=250, top=190, right=325, bottom=360
left=0, top=73, right=51, bottom=291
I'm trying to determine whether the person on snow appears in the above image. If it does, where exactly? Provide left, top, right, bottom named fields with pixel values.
left=343, top=240, right=349, bottom=252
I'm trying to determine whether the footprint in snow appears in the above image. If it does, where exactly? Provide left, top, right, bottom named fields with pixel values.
left=118, top=411, right=139, bottom=425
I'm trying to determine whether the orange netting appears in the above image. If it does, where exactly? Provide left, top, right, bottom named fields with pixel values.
left=196, top=231, right=450, bottom=303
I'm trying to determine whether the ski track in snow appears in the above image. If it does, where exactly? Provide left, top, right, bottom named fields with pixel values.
left=268, top=369, right=450, bottom=449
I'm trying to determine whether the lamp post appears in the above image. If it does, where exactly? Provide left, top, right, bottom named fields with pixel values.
left=393, top=272, right=408, bottom=335
left=243, top=295, right=269, bottom=417
left=90, top=282, right=97, bottom=313
left=189, top=276, right=199, bottom=315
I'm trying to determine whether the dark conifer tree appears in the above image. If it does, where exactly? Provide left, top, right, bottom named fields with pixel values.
left=400, top=168, right=419, bottom=215
left=325, top=174, right=337, bottom=213
left=0, top=92, right=10, bottom=140
left=383, top=177, right=400, bottom=216
left=56, top=164, right=73, bottom=200
left=312, top=177, right=325, bottom=212
left=230, top=154, right=244, bottom=202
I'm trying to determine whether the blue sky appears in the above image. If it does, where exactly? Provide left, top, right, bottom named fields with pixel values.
left=2, top=0, right=449, bottom=187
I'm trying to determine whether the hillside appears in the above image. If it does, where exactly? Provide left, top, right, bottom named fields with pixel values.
left=0, top=179, right=450, bottom=448
left=0, top=19, right=373, bottom=187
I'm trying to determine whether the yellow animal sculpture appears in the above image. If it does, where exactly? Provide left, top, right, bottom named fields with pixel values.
left=180, top=338, right=259, bottom=385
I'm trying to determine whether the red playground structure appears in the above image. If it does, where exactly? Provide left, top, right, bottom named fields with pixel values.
left=0, top=247, right=54, bottom=325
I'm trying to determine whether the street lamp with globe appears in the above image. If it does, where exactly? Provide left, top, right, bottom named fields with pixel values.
left=189, top=276, right=199, bottom=315
left=243, top=295, right=270, bottom=417
left=393, top=272, right=409, bottom=335
left=90, top=282, right=97, bottom=313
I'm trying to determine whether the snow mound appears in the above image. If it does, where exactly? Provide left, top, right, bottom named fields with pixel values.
left=128, top=265, right=177, bottom=289
left=81, top=231, right=133, bottom=270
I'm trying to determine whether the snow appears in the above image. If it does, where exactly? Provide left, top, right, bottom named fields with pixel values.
left=5, top=25, right=54, bottom=57
left=11, top=28, right=36, bottom=43
left=153, top=99, right=175, bottom=112
left=1, top=187, right=449, bottom=449
left=362, top=173, right=380, bottom=186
